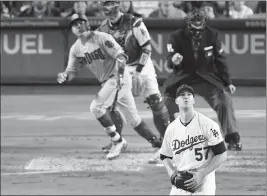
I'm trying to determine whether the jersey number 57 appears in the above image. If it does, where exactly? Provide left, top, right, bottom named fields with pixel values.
left=195, top=147, right=210, bottom=161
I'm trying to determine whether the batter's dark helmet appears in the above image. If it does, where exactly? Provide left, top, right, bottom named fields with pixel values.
left=109, top=108, right=123, bottom=135
left=70, top=13, right=88, bottom=26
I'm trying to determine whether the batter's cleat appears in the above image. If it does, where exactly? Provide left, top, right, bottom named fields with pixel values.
left=148, top=148, right=161, bottom=164
left=227, top=141, right=242, bottom=151
left=102, top=142, right=113, bottom=154
left=106, top=138, right=127, bottom=160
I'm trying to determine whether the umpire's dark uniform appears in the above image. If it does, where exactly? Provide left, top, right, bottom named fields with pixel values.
left=163, top=25, right=242, bottom=149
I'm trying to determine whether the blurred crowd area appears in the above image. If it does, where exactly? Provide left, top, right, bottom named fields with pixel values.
left=1, top=1, right=266, bottom=19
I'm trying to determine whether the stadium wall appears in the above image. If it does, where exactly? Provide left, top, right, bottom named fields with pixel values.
left=1, top=18, right=266, bottom=86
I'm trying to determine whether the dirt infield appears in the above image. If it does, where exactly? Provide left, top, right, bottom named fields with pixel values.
left=1, top=86, right=266, bottom=195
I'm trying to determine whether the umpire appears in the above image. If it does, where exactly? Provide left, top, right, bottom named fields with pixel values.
left=163, top=8, right=242, bottom=151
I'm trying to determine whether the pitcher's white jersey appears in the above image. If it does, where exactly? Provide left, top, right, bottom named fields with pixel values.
left=160, top=111, right=224, bottom=193
left=66, top=31, right=125, bottom=83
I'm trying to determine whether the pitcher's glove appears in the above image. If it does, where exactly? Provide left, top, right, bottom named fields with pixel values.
left=131, top=73, right=143, bottom=97
left=170, top=171, right=194, bottom=193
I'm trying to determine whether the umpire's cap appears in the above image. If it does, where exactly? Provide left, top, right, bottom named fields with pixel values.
left=176, top=84, right=195, bottom=97
left=70, top=13, right=88, bottom=26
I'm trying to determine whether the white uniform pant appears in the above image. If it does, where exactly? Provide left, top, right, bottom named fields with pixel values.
left=169, top=186, right=215, bottom=195
left=90, top=70, right=141, bottom=128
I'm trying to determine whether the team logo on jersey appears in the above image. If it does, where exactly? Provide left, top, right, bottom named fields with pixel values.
left=211, top=128, right=219, bottom=138
left=105, top=40, right=114, bottom=48
left=172, top=134, right=207, bottom=155
left=140, top=28, right=147, bottom=36
left=84, top=48, right=105, bottom=64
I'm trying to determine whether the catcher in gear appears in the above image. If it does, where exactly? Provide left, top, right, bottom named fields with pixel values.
left=97, top=1, right=170, bottom=163
left=57, top=13, right=162, bottom=160
left=160, top=84, right=227, bottom=195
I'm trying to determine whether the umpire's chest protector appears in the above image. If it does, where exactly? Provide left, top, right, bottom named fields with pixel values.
left=176, top=28, right=217, bottom=74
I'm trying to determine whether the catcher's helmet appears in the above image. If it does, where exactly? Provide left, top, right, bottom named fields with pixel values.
left=101, top=1, right=120, bottom=17
left=109, top=108, right=123, bottom=135
left=70, top=13, right=88, bottom=27
left=185, top=9, right=207, bottom=40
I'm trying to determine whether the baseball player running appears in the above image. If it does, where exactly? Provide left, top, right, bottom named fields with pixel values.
left=97, top=1, right=170, bottom=163
left=160, top=84, right=227, bottom=195
left=57, top=13, right=162, bottom=160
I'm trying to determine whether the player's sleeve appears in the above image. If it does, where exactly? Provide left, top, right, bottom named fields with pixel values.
left=206, top=122, right=224, bottom=146
left=132, top=19, right=151, bottom=47
left=65, top=44, right=79, bottom=73
left=100, top=33, right=125, bottom=59
left=159, top=126, right=173, bottom=158
left=205, top=121, right=226, bottom=155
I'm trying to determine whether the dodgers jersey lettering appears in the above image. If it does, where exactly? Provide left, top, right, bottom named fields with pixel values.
left=160, top=111, right=224, bottom=172
left=66, top=31, right=124, bottom=83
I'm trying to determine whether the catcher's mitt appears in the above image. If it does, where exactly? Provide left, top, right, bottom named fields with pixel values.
left=131, top=74, right=143, bottom=97
left=170, top=171, right=194, bottom=193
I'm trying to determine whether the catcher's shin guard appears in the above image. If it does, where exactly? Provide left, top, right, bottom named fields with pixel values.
left=134, top=120, right=162, bottom=148
left=145, top=94, right=170, bottom=138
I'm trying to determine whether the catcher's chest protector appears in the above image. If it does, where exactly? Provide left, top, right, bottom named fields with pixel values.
left=105, top=14, right=142, bottom=64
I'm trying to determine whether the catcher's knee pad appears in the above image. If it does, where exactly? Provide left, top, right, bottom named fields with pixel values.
left=145, top=94, right=169, bottom=120
left=145, top=93, right=163, bottom=111
left=145, top=93, right=170, bottom=137
left=90, top=100, right=106, bottom=118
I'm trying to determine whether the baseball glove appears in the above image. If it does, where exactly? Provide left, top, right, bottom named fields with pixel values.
left=131, top=74, right=143, bottom=97
left=170, top=171, right=194, bottom=193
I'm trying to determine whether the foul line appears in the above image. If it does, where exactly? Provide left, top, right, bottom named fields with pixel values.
left=1, top=170, right=68, bottom=176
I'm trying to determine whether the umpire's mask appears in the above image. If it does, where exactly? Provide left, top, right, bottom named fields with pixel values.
left=185, top=9, right=207, bottom=41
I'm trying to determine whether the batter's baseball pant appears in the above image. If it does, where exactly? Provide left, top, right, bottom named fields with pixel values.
left=90, top=70, right=141, bottom=128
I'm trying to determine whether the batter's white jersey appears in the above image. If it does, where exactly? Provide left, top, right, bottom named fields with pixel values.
left=160, top=111, right=224, bottom=195
left=66, top=31, right=124, bottom=83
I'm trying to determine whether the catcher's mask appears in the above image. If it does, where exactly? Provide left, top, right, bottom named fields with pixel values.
left=185, top=9, right=207, bottom=40
left=101, top=1, right=120, bottom=18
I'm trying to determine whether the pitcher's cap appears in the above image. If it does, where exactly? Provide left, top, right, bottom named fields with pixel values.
left=176, top=84, right=195, bottom=97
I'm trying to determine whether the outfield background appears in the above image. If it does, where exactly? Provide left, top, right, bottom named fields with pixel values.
left=0, top=18, right=266, bottom=85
